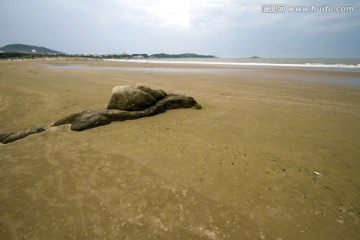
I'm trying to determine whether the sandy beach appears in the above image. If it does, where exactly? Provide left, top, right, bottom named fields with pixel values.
left=1, top=60, right=360, bottom=239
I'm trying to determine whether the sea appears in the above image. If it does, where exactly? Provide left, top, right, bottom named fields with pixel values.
left=104, top=57, right=360, bottom=72
left=46, top=57, right=360, bottom=86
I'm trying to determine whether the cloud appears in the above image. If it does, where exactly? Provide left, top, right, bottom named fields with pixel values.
left=124, top=0, right=194, bottom=29
left=105, top=0, right=230, bottom=31
left=0, top=0, right=358, bottom=56
left=84, top=0, right=267, bottom=32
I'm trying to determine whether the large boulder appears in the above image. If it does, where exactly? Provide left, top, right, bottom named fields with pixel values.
left=107, top=84, right=166, bottom=111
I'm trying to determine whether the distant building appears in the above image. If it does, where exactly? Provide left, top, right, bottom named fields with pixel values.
left=31, top=49, right=37, bottom=53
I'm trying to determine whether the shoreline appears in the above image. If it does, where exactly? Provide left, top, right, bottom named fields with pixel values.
left=103, top=58, right=360, bottom=72
left=2, top=56, right=360, bottom=72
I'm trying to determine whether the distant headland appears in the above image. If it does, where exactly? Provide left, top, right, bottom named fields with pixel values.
left=0, top=44, right=63, bottom=55
left=0, top=44, right=216, bottom=60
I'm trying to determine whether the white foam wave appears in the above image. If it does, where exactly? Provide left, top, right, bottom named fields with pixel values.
left=103, top=59, right=360, bottom=70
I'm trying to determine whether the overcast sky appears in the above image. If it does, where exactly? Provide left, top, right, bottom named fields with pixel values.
left=0, top=0, right=359, bottom=57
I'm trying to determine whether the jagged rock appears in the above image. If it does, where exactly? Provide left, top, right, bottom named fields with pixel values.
left=1, top=127, right=45, bottom=144
left=51, top=92, right=201, bottom=132
left=70, top=110, right=112, bottom=131
left=1, top=84, right=201, bottom=143
left=159, top=94, right=202, bottom=110
left=135, top=84, right=167, bottom=101
left=52, top=110, right=90, bottom=126
left=0, top=133, right=8, bottom=142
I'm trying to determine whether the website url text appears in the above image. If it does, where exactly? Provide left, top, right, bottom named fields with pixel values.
left=261, top=5, right=354, bottom=13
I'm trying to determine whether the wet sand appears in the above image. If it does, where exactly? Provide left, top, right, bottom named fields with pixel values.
left=1, top=60, right=360, bottom=239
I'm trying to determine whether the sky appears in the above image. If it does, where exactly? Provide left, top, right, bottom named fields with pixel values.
left=0, top=0, right=359, bottom=57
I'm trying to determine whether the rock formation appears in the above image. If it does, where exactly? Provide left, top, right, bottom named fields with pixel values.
left=0, top=84, right=201, bottom=144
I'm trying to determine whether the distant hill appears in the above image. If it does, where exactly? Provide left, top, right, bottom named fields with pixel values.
left=0, top=44, right=63, bottom=54
left=150, top=53, right=215, bottom=58
left=0, top=45, right=216, bottom=59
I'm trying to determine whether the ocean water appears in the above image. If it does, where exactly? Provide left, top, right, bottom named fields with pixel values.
left=104, top=58, right=360, bottom=72
left=46, top=59, right=360, bottom=86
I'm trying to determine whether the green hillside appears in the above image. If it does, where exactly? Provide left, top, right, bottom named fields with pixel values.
left=0, top=44, right=63, bottom=54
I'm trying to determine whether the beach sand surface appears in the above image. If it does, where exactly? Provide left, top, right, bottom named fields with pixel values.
left=1, top=60, right=360, bottom=239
